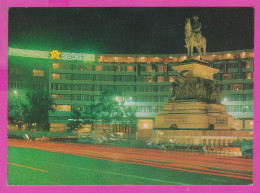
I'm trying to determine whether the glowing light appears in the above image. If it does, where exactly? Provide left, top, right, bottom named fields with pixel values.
left=129, top=97, right=132, bottom=100
left=50, top=50, right=61, bottom=59
left=144, top=123, right=148, bottom=128
left=9, top=48, right=49, bottom=59
left=250, top=121, right=254, bottom=125
left=223, top=98, right=228, bottom=102
left=13, top=90, right=18, bottom=95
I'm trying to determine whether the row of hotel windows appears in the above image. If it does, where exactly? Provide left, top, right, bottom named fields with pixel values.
left=52, top=73, right=174, bottom=82
left=52, top=60, right=253, bottom=72
left=9, top=68, right=45, bottom=77
left=51, top=84, right=170, bottom=92
left=225, top=105, right=253, bottom=113
left=53, top=104, right=164, bottom=113
left=52, top=63, right=169, bottom=72
left=222, top=94, right=253, bottom=102
left=214, top=72, right=253, bottom=80
left=213, top=60, right=253, bottom=70
left=97, top=52, right=254, bottom=63
left=9, top=81, right=44, bottom=90
left=52, top=104, right=252, bottom=113
left=221, top=83, right=254, bottom=91
left=52, top=94, right=169, bottom=103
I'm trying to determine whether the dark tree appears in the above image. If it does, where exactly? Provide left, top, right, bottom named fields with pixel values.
left=22, top=90, right=55, bottom=131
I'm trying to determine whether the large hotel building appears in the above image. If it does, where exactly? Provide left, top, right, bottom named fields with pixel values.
left=8, top=48, right=254, bottom=132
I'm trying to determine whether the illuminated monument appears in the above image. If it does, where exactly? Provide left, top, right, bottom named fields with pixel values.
left=140, top=17, right=252, bottom=145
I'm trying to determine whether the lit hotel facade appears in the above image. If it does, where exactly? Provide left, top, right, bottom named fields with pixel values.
left=8, top=48, right=254, bottom=132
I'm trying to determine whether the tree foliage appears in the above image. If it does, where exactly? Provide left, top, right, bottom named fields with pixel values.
left=68, top=109, right=84, bottom=132
left=22, top=90, right=55, bottom=131
left=171, top=74, right=222, bottom=104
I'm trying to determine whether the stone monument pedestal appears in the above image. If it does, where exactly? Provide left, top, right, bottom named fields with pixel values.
left=153, top=100, right=239, bottom=130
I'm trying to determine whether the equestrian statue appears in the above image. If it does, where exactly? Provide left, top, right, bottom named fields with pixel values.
left=185, top=16, right=207, bottom=59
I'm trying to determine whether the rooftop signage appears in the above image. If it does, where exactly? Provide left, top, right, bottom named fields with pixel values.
left=8, top=48, right=95, bottom=62
left=50, top=50, right=94, bottom=61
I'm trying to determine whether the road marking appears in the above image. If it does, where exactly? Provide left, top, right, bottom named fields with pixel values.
left=9, top=158, right=187, bottom=185
left=205, top=178, right=227, bottom=182
left=7, top=162, right=48, bottom=173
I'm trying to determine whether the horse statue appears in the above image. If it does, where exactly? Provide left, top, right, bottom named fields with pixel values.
left=185, top=18, right=207, bottom=59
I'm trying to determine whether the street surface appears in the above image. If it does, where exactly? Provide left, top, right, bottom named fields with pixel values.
left=7, top=139, right=253, bottom=185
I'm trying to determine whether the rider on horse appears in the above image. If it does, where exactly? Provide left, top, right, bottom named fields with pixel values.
left=192, top=16, right=202, bottom=41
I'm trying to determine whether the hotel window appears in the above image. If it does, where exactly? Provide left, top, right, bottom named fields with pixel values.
left=9, top=81, right=23, bottom=89
left=126, top=76, right=135, bottom=82
left=115, top=76, right=125, bottom=82
left=227, top=62, right=238, bottom=69
left=53, top=105, right=71, bottom=111
left=116, top=66, right=125, bottom=72
left=94, top=96, right=100, bottom=103
left=102, top=86, right=114, bottom=92
left=144, top=86, right=156, bottom=92
left=103, top=65, right=114, bottom=72
left=245, top=61, right=252, bottom=68
left=157, top=66, right=165, bottom=72
left=52, top=73, right=60, bottom=79
left=158, top=96, right=166, bottom=102
left=223, top=84, right=231, bottom=90
left=95, top=65, right=103, bottom=71
left=104, top=76, right=114, bottom=81
left=137, top=76, right=146, bottom=82
left=52, top=63, right=70, bottom=70
left=232, top=106, right=241, bottom=112
left=73, top=95, right=82, bottom=101
left=146, top=96, right=155, bottom=102
left=233, top=84, right=243, bottom=91
left=94, top=85, right=102, bottom=91
left=245, top=94, right=253, bottom=101
left=213, top=63, right=223, bottom=70
left=137, top=86, right=145, bottom=92
left=245, top=72, right=253, bottom=80
left=157, top=76, right=164, bottom=82
left=82, top=85, right=93, bottom=91
left=127, top=66, right=134, bottom=72
left=147, top=76, right=153, bottom=82
left=84, top=75, right=93, bottom=81
left=146, top=66, right=152, bottom=72
left=83, top=95, right=93, bottom=102
left=125, top=86, right=135, bottom=92
left=10, top=67, right=22, bottom=76
left=233, top=95, right=243, bottom=101
left=33, top=83, right=44, bottom=90
left=51, top=84, right=70, bottom=90
left=95, top=75, right=104, bottom=81
left=244, top=83, right=254, bottom=90
left=136, top=96, right=145, bottom=102
left=33, top=69, right=44, bottom=77
left=157, top=86, right=166, bottom=92
left=214, top=74, right=221, bottom=80
left=232, top=73, right=242, bottom=80
left=222, top=74, right=231, bottom=80
left=52, top=94, right=59, bottom=100
left=73, top=85, right=81, bottom=91
left=243, top=106, right=253, bottom=113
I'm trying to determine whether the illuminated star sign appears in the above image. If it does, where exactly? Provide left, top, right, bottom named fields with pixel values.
left=50, top=50, right=61, bottom=59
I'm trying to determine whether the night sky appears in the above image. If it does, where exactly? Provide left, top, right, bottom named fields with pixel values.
left=8, top=7, right=254, bottom=54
